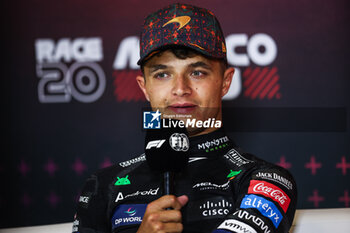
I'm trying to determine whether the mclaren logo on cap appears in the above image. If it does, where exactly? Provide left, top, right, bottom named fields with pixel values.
left=163, top=16, right=191, bottom=30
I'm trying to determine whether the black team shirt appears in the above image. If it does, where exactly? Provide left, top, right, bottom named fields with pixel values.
left=73, top=128, right=297, bottom=233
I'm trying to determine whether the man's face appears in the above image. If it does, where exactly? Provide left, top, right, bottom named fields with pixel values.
left=137, top=50, right=234, bottom=136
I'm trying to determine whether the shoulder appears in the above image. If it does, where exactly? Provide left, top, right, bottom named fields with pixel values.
left=83, top=153, right=147, bottom=191
left=244, top=152, right=296, bottom=189
left=221, top=147, right=296, bottom=191
left=94, top=153, right=146, bottom=180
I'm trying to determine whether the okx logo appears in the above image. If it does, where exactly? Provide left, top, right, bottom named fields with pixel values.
left=143, top=110, right=161, bottom=129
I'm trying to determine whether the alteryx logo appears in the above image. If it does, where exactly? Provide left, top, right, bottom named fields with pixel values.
left=143, top=110, right=161, bottom=129
left=240, top=194, right=282, bottom=228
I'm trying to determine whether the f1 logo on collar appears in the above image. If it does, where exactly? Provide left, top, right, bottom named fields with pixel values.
left=146, top=140, right=166, bottom=149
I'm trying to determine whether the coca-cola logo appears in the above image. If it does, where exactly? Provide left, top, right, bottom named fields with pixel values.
left=248, top=180, right=291, bottom=212
left=253, top=182, right=287, bottom=204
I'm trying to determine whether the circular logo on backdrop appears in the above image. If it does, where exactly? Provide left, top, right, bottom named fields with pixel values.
left=169, top=133, right=189, bottom=152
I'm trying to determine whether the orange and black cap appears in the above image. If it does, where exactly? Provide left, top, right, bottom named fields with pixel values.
left=138, top=3, right=227, bottom=65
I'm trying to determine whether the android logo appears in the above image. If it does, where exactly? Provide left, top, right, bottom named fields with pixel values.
left=227, top=170, right=242, bottom=180
left=114, top=175, right=131, bottom=186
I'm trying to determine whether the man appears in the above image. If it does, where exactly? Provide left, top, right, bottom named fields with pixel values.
left=73, top=3, right=297, bottom=233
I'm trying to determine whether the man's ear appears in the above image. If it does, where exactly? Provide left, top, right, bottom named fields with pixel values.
left=221, top=67, right=235, bottom=97
left=136, top=75, right=150, bottom=101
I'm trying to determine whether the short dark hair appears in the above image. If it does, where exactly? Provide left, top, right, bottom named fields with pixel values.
left=140, top=45, right=228, bottom=76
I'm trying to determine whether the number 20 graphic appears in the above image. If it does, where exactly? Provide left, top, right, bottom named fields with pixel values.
left=37, top=62, right=106, bottom=103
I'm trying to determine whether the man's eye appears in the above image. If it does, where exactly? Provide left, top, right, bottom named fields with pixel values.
left=155, top=72, right=169, bottom=79
left=191, top=70, right=206, bottom=77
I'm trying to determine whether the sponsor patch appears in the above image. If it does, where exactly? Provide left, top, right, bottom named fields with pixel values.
left=72, top=218, right=79, bottom=232
left=197, top=136, right=230, bottom=153
left=248, top=180, right=291, bottom=212
left=233, top=209, right=271, bottom=233
left=240, top=194, right=282, bottom=228
left=115, top=187, right=160, bottom=203
left=224, top=149, right=252, bottom=167
left=252, top=171, right=293, bottom=190
left=79, top=196, right=89, bottom=203
left=217, top=219, right=257, bottom=233
left=78, top=193, right=92, bottom=208
left=114, top=175, right=131, bottom=186
left=227, top=169, right=242, bottom=180
left=111, top=204, right=147, bottom=229
left=187, top=197, right=233, bottom=221
left=78, top=192, right=92, bottom=209
left=192, top=181, right=230, bottom=191
left=119, top=155, right=146, bottom=168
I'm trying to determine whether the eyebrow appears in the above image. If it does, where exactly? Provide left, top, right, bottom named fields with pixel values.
left=147, top=61, right=212, bottom=74
left=148, top=64, right=168, bottom=73
left=189, top=61, right=212, bottom=70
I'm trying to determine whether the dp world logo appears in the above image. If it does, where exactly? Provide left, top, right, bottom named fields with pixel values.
left=143, top=110, right=161, bottom=129
left=124, top=207, right=137, bottom=216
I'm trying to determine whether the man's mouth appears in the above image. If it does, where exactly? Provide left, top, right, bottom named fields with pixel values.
left=168, top=103, right=197, bottom=114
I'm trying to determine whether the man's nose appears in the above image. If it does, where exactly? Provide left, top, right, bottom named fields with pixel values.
left=171, top=75, right=192, bottom=97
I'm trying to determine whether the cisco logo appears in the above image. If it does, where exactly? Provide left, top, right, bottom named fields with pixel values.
left=200, top=199, right=233, bottom=217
